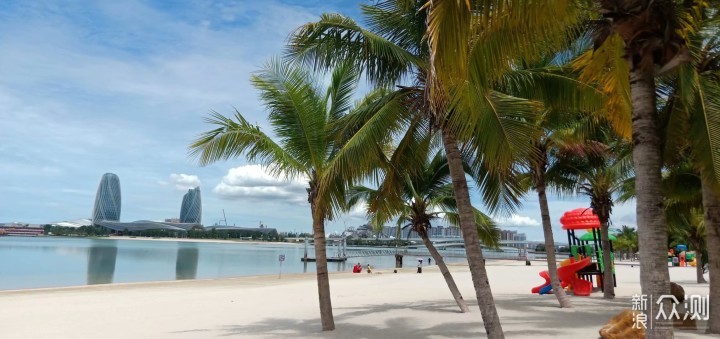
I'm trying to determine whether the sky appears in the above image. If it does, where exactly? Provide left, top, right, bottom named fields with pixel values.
left=0, top=0, right=637, bottom=241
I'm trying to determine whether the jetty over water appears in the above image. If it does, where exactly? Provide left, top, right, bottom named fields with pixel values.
left=298, top=238, right=533, bottom=261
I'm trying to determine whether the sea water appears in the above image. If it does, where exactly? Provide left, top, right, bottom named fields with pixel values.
left=0, top=237, right=459, bottom=290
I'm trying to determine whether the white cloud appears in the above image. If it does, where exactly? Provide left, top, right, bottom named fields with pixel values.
left=169, top=173, right=201, bottom=190
left=214, top=165, right=307, bottom=204
left=494, top=214, right=541, bottom=227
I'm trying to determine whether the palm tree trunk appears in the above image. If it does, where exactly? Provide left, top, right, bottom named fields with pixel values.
left=536, top=182, right=572, bottom=307
left=599, top=217, right=615, bottom=299
left=695, top=251, right=707, bottom=284
left=420, top=230, right=470, bottom=313
left=701, top=174, right=720, bottom=333
left=629, top=69, right=672, bottom=337
left=442, top=130, right=504, bottom=339
left=311, top=209, right=335, bottom=331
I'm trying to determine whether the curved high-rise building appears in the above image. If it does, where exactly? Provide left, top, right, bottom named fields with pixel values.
left=180, top=187, right=201, bottom=224
left=92, top=173, right=121, bottom=223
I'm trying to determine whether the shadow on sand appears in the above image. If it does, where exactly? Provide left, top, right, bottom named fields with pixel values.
left=200, top=296, right=639, bottom=338
left=174, top=294, right=710, bottom=338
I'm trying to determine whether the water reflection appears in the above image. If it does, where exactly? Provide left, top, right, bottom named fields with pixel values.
left=175, top=245, right=199, bottom=280
left=86, top=241, right=118, bottom=285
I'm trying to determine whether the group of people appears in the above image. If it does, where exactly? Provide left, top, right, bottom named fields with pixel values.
left=352, top=257, right=435, bottom=274
left=352, top=263, right=371, bottom=274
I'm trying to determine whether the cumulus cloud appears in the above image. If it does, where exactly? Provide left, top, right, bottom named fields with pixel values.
left=214, top=165, right=307, bottom=204
left=494, top=214, right=541, bottom=227
left=169, top=173, right=201, bottom=190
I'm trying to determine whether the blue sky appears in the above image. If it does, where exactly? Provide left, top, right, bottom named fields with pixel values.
left=0, top=0, right=637, bottom=241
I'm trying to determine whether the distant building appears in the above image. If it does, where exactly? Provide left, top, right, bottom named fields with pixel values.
left=92, top=173, right=121, bottom=223
left=180, top=187, right=202, bottom=224
left=164, top=218, right=181, bottom=223
left=49, top=218, right=92, bottom=228
left=500, top=229, right=528, bottom=248
left=0, top=223, right=44, bottom=236
left=501, top=230, right=517, bottom=241
left=90, top=173, right=202, bottom=233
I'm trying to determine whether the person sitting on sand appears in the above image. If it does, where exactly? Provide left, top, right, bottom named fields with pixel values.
left=366, top=264, right=372, bottom=274
left=353, top=263, right=362, bottom=273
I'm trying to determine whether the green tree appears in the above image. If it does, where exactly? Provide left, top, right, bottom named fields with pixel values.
left=289, top=3, right=582, bottom=336
left=189, top=60, right=385, bottom=331
left=587, top=1, right=708, bottom=335
left=502, top=43, right=606, bottom=308
left=657, top=7, right=720, bottom=329
left=669, top=209, right=707, bottom=283
left=571, top=137, right=633, bottom=299
left=348, top=150, right=500, bottom=313
left=613, top=225, right=639, bottom=260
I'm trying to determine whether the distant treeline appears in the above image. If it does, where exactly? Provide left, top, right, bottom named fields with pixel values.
left=186, top=228, right=281, bottom=241
left=42, top=225, right=282, bottom=242
left=343, top=238, right=411, bottom=247
left=44, top=225, right=110, bottom=237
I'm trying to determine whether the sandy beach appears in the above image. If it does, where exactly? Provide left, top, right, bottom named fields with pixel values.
left=0, top=261, right=713, bottom=339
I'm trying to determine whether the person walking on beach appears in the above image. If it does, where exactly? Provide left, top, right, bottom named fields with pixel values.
left=427, top=257, right=432, bottom=265
left=417, top=258, right=422, bottom=273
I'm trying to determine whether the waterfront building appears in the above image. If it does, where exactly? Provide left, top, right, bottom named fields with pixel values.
left=92, top=173, right=121, bottom=223
left=89, top=173, right=202, bottom=233
left=180, top=187, right=202, bottom=224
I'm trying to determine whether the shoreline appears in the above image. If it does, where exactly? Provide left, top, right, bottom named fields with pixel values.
left=44, top=234, right=304, bottom=246
left=0, top=263, right=710, bottom=338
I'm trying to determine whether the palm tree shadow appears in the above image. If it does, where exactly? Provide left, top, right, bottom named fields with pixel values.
left=211, top=297, right=617, bottom=338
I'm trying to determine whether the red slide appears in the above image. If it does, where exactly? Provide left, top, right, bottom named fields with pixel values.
left=557, top=257, right=593, bottom=296
left=531, top=270, right=551, bottom=294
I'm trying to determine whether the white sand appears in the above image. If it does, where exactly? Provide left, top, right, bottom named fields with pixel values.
left=0, top=261, right=713, bottom=338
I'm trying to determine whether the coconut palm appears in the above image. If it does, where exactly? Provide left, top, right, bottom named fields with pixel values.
left=288, top=3, right=538, bottom=336
left=614, top=225, right=639, bottom=260
left=619, top=158, right=710, bottom=284
left=289, top=3, right=586, bottom=335
left=570, top=137, right=633, bottom=299
left=585, top=1, right=707, bottom=335
left=657, top=7, right=720, bottom=329
left=189, top=60, right=390, bottom=331
left=502, top=42, right=607, bottom=308
left=348, top=150, right=501, bottom=313
left=669, top=208, right=707, bottom=283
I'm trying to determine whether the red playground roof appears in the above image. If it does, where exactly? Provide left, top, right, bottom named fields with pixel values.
left=560, top=208, right=601, bottom=230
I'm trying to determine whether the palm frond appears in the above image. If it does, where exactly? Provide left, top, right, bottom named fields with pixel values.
left=188, top=110, right=304, bottom=178
left=573, top=33, right=632, bottom=140
left=251, top=59, right=328, bottom=170
left=287, top=13, right=423, bottom=86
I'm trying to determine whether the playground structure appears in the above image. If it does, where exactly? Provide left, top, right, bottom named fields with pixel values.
left=532, top=208, right=616, bottom=296
left=669, top=244, right=700, bottom=267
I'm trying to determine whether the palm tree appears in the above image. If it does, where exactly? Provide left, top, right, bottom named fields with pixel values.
left=288, top=2, right=555, bottom=336
left=614, top=225, right=639, bottom=260
left=348, top=150, right=501, bottom=313
left=668, top=209, right=707, bottom=283
left=657, top=7, right=720, bottom=330
left=587, top=2, right=707, bottom=335
left=503, top=44, right=607, bottom=308
left=188, top=60, right=388, bottom=331
left=290, top=3, right=586, bottom=336
left=570, top=138, right=633, bottom=299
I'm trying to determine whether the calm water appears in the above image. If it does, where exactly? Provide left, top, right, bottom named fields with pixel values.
left=0, top=237, right=447, bottom=290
